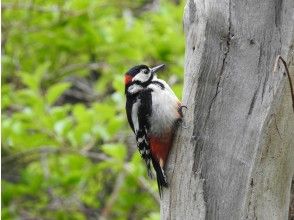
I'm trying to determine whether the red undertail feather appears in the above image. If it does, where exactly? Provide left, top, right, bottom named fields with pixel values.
left=150, top=134, right=172, bottom=195
left=150, top=134, right=172, bottom=168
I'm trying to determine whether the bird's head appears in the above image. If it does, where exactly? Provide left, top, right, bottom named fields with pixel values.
left=124, top=64, right=165, bottom=86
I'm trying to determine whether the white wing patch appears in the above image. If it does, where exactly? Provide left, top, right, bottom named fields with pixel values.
left=131, top=99, right=141, bottom=133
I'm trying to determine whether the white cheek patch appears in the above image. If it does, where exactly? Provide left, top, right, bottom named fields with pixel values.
left=128, top=84, right=143, bottom=94
left=133, top=72, right=151, bottom=83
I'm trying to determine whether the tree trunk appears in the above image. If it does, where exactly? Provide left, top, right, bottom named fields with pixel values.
left=161, top=0, right=294, bottom=219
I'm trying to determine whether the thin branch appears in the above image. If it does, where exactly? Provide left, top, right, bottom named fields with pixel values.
left=1, top=3, right=83, bottom=16
left=123, top=164, right=160, bottom=204
left=273, top=55, right=294, bottom=112
left=100, top=173, right=125, bottom=220
left=85, top=151, right=160, bottom=203
left=2, top=146, right=160, bottom=203
left=1, top=147, right=110, bottom=165
left=80, top=150, right=112, bottom=161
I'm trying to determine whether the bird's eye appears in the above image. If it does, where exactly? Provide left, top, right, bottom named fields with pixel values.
left=143, top=69, right=148, bottom=74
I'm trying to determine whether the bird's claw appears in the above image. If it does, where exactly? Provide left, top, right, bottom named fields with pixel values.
left=178, top=105, right=187, bottom=118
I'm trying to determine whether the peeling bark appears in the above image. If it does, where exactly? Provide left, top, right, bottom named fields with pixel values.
left=161, top=0, right=294, bottom=219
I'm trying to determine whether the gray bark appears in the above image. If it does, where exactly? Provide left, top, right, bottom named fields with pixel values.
left=161, top=0, right=294, bottom=219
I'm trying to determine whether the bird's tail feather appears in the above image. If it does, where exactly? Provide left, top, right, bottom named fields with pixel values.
left=151, top=157, right=168, bottom=197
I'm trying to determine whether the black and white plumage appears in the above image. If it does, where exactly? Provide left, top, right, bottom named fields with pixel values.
left=124, top=64, right=183, bottom=195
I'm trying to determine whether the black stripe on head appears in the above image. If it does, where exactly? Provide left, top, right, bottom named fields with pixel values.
left=126, top=64, right=149, bottom=77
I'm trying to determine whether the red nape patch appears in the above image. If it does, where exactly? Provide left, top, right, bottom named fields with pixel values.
left=150, top=135, right=173, bottom=167
left=124, top=75, right=133, bottom=85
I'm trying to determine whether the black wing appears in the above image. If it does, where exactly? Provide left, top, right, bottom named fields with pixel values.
left=126, top=88, right=168, bottom=195
left=126, top=95, right=136, bottom=133
left=136, top=89, right=153, bottom=177
left=126, top=89, right=153, bottom=176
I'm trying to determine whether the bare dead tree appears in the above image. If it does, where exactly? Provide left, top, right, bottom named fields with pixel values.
left=161, top=0, right=294, bottom=219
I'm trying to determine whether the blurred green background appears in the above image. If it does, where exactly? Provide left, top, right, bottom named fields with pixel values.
left=1, top=0, right=185, bottom=219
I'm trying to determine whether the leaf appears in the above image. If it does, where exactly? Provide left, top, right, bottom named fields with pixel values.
left=143, top=212, right=160, bottom=220
left=19, top=71, right=38, bottom=91
left=54, top=118, right=73, bottom=136
left=92, top=125, right=110, bottom=141
left=46, top=82, right=71, bottom=105
left=101, top=143, right=126, bottom=161
left=18, top=62, right=51, bottom=92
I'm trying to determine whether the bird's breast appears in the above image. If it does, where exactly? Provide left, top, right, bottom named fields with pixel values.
left=149, top=88, right=180, bottom=137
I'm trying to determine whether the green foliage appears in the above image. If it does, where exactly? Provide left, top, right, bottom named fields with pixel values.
left=2, top=0, right=184, bottom=219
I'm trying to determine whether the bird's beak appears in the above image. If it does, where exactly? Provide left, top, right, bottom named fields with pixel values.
left=151, top=64, right=165, bottom=73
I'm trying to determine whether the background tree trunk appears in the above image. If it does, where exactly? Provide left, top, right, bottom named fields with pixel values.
left=161, top=0, right=294, bottom=219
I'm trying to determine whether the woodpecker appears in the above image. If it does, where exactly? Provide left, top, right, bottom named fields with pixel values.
left=124, top=64, right=184, bottom=195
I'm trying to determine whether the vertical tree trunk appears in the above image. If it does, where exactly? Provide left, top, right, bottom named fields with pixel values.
left=161, top=0, right=294, bottom=219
